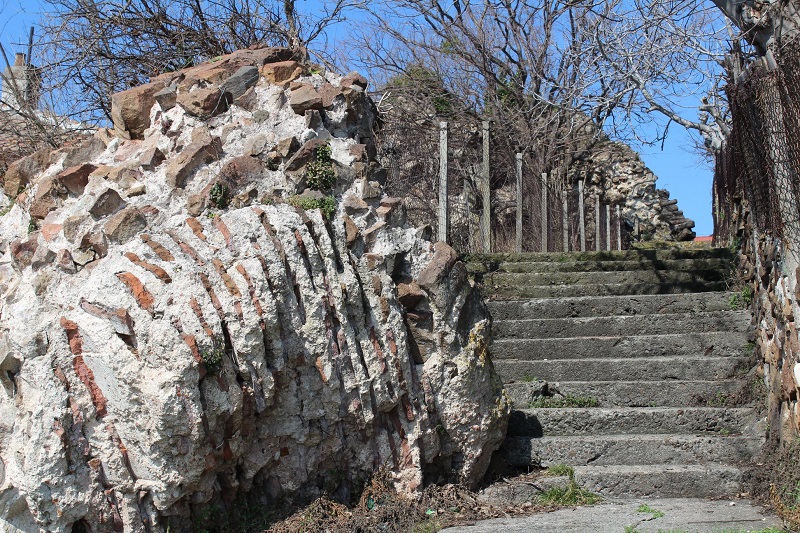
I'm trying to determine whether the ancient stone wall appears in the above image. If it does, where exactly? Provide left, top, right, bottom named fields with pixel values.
left=0, top=47, right=509, bottom=532
left=570, top=138, right=696, bottom=242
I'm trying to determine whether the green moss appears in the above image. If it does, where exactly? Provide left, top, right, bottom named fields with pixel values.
left=529, top=395, right=599, bottom=408
left=209, top=182, right=229, bottom=209
left=201, top=343, right=225, bottom=375
left=287, top=195, right=337, bottom=219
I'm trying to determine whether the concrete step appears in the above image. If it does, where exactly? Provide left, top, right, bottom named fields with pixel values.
left=488, top=292, right=736, bottom=320
left=466, top=248, right=734, bottom=265
left=486, top=269, right=726, bottom=288
left=496, top=356, right=750, bottom=382
left=573, top=464, right=743, bottom=498
left=493, top=311, right=750, bottom=339
left=496, top=258, right=730, bottom=273
left=503, top=434, right=762, bottom=467
left=488, top=281, right=727, bottom=298
left=491, top=332, right=752, bottom=360
left=507, top=407, right=757, bottom=437
left=505, top=380, right=744, bottom=408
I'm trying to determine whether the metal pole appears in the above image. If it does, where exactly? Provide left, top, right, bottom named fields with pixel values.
left=515, top=153, right=523, bottom=253
left=616, top=205, right=622, bottom=251
left=437, top=121, right=448, bottom=243
left=595, top=195, right=601, bottom=252
left=562, top=189, right=568, bottom=252
left=541, top=173, right=548, bottom=253
left=578, top=180, right=586, bottom=252
left=481, top=121, right=491, bottom=253
left=605, top=204, right=611, bottom=251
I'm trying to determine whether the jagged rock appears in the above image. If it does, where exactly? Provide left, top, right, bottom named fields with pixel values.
left=2, top=147, right=51, bottom=197
left=342, top=72, right=368, bottom=90
left=111, top=81, right=168, bottom=139
left=139, top=146, right=166, bottom=170
left=89, top=188, right=126, bottom=218
left=261, top=60, right=304, bottom=85
left=154, top=84, right=177, bottom=111
left=0, top=47, right=509, bottom=533
left=177, top=86, right=228, bottom=117
left=57, top=163, right=97, bottom=195
left=289, top=83, right=323, bottom=114
left=104, top=207, right=147, bottom=244
left=220, top=66, right=260, bottom=101
left=165, top=135, right=222, bottom=188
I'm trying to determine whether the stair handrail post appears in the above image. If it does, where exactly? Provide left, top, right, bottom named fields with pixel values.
left=605, top=203, right=612, bottom=251
left=481, top=120, right=492, bottom=253
left=616, top=205, right=622, bottom=250
left=595, top=194, right=601, bottom=252
left=515, top=152, right=523, bottom=253
left=562, top=186, right=569, bottom=252
left=541, top=172, right=548, bottom=252
left=438, top=121, right=449, bottom=244
left=578, top=179, right=586, bottom=252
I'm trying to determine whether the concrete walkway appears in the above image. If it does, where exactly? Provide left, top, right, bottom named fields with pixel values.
left=441, top=498, right=782, bottom=533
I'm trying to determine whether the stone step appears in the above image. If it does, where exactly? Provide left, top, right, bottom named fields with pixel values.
left=489, top=281, right=727, bottom=298
left=466, top=248, right=734, bottom=265
left=505, top=380, right=744, bottom=408
left=488, top=292, right=736, bottom=320
left=493, top=311, right=750, bottom=339
left=486, top=269, right=726, bottom=288
left=572, top=464, right=743, bottom=498
left=491, top=332, right=752, bottom=360
left=507, top=407, right=757, bottom=437
left=496, top=356, right=749, bottom=383
left=495, top=258, right=730, bottom=273
left=502, top=434, right=762, bottom=467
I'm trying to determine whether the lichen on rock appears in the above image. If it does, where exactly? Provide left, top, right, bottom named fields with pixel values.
left=0, top=46, right=509, bottom=532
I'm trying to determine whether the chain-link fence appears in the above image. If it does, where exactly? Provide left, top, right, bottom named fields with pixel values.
left=714, top=44, right=800, bottom=253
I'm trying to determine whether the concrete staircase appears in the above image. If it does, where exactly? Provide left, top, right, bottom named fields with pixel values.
left=476, top=248, right=763, bottom=498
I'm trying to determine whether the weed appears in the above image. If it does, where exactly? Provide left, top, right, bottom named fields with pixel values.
left=201, top=342, right=225, bottom=375
left=27, top=218, right=37, bottom=234
left=720, top=427, right=732, bottom=436
left=706, top=391, right=729, bottom=407
left=409, top=519, right=441, bottom=533
left=545, top=464, right=574, bottom=478
left=209, top=182, right=229, bottom=209
left=536, top=482, right=600, bottom=506
left=287, top=195, right=337, bottom=219
left=521, top=374, right=537, bottom=383
left=305, top=143, right=336, bottom=191
left=624, top=527, right=639, bottom=533
left=636, top=503, right=664, bottom=518
left=742, top=340, right=756, bottom=357
left=529, top=394, right=599, bottom=408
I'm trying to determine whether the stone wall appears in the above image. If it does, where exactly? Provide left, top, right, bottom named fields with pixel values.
left=570, top=137, right=696, bottom=242
left=0, top=47, right=509, bottom=532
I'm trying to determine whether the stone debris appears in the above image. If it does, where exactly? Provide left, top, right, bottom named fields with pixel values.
left=0, top=46, right=509, bottom=532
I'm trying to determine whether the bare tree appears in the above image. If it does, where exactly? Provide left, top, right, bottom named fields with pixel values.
left=35, top=0, right=361, bottom=125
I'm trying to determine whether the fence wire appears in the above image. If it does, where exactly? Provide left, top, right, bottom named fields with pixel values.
left=715, top=44, right=800, bottom=252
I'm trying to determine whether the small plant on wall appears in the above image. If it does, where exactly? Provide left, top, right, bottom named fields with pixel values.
left=305, top=143, right=336, bottom=191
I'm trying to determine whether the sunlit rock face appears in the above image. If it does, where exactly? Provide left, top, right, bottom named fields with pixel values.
left=0, top=46, right=509, bottom=532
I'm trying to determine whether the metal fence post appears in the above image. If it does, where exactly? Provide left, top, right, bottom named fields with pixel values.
left=437, top=121, right=448, bottom=243
left=578, top=180, right=586, bottom=252
left=605, top=204, right=611, bottom=251
left=595, top=195, right=601, bottom=251
left=616, top=205, right=622, bottom=250
left=541, top=173, right=548, bottom=252
left=480, top=121, right=491, bottom=253
left=515, top=153, right=523, bottom=253
left=562, top=189, right=569, bottom=252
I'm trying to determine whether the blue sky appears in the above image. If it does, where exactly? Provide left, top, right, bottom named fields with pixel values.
left=0, top=0, right=715, bottom=236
